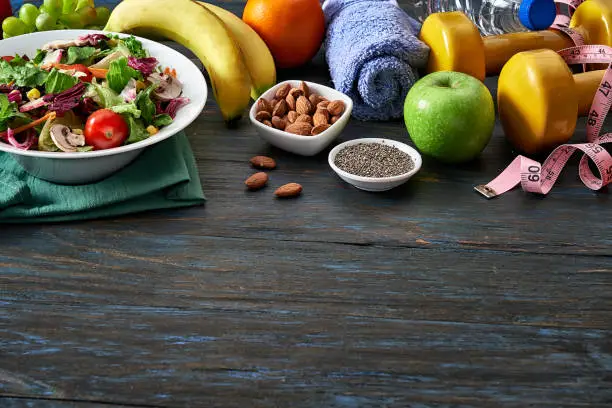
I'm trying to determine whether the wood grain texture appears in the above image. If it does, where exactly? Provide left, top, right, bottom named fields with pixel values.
left=0, top=398, right=151, bottom=408
left=2, top=236, right=612, bottom=406
left=2, top=1, right=612, bottom=407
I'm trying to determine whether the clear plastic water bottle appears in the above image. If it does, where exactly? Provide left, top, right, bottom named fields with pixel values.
left=477, top=0, right=558, bottom=35
left=406, top=0, right=557, bottom=35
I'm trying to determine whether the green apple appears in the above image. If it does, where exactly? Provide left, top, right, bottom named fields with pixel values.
left=403, top=71, right=495, bottom=163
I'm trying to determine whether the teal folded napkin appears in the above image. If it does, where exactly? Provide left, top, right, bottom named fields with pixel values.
left=0, top=131, right=205, bottom=223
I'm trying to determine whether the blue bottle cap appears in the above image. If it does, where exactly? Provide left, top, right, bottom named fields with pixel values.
left=519, top=0, right=557, bottom=31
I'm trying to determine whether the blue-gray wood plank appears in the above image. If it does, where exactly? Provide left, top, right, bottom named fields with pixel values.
left=1, top=1, right=612, bottom=407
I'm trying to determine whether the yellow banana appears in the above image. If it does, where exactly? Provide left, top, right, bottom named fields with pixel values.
left=198, top=2, right=276, bottom=100
left=104, top=0, right=251, bottom=124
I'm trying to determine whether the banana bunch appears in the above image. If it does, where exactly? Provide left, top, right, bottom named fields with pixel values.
left=104, top=0, right=276, bottom=125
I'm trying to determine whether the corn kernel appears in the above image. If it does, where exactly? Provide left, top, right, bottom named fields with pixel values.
left=26, top=88, right=40, bottom=101
left=146, top=125, right=158, bottom=136
left=135, top=80, right=146, bottom=91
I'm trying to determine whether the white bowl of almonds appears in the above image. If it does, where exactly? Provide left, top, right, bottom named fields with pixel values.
left=249, top=80, right=353, bottom=156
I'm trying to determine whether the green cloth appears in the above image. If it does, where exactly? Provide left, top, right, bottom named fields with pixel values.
left=0, top=131, right=205, bottom=223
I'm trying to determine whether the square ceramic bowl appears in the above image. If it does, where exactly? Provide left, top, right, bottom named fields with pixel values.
left=328, top=138, right=423, bottom=192
left=0, top=30, right=207, bottom=185
left=249, top=80, right=353, bottom=156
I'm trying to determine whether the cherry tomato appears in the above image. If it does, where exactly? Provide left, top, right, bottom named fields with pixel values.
left=1, top=56, right=14, bottom=62
left=55, top=63, right=93, bottom=83
left=84, top=109, right=129, bottom=150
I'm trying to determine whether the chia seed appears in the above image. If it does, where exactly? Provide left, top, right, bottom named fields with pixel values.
left=334, top=142, right=415, bottom=178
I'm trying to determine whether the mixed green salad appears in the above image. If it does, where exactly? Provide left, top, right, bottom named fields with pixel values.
left=0, top=33, right=189, bottom=152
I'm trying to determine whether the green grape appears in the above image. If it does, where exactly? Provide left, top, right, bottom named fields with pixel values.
left=62, top=0, right=78, bottom=14
left=75, top=0, right=91, bottom=11
left=2, top=17, right=29, bottom=36
left=35, top=13, right=57, bottom=31
left=94, top=7, right=110, bottom=26
left=43, top=0, right=63, bottom=19
left=78, top=5, right=97, bottom=26
left=59, top=12, right=84, bottom=29
left=55, top=23, right=69, bottom=30
left=18, top=4, right=41, bottom=29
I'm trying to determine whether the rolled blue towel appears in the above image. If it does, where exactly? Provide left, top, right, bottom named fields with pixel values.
left=321, top=0, right=430, bottom=121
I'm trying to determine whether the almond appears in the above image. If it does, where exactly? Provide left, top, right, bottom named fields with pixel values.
left=275, top=83, right=291, bottom=99
left=272, top=99, right=288, bottom=117
left=256, top=98, right=272, bottom=114
left=287, top=111, right=298, bottom=124
left=250, top=155, right=276, bottom=169
left=327, top=100, right=345, bottom=116
left=275, top=182, right=302, bottom=198
left=245, top=172, right=268, bottom=190
left=317, top=100, right=329, bottom=110
left=285, top=121, right=312, bottom=136
left=296, top=95, right=313, bottom=115
left=285, top=93, right=296, bottom=111
left=299, top=81, right=310, bottom=98
left=311, top=124, right=331, bottom=135
left=313, top=110, right=329, bottom=127
left=295, top=114, right=313, bottom=125
left=308, top=94, right=321, bottom=106
left=271, top=115, right=286, bottom=130
left=255, top=110, right=272, bottom=122
left=289, top=88, right=303, bottom=99
left=263, top=119, right=273, bottom=127
left=331, top=115, right=341, bottom=125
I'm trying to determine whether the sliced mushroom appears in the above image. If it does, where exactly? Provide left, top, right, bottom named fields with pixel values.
left=41, top=40, right=79, bottom=51
left=147, top=73, right=183, bottom=101
left=50, top=124, right=85, bottom=152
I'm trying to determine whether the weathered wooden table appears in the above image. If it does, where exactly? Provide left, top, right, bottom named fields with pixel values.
left=1, top=1, right=611, bottom=407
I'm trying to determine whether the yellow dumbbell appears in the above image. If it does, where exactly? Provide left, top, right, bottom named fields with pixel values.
left=497, top=48, right=605, bottom=155
left=419, top=0, right=612, bottom=81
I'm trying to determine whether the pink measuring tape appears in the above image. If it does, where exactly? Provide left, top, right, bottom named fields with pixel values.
left=475, top=0, right=612, bottom=199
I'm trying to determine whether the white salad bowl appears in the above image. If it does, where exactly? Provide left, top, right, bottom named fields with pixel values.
left=0, top=29, right=207, bottom=184
left=249, top=80, right=353, bottom=156
left=328, top=138, right=423, bottom=192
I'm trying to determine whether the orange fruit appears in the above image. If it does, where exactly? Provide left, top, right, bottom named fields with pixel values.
left=242, top=0, right=325, bottom=69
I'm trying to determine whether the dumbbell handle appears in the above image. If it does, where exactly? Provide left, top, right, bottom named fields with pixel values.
left=485, top=31, right=575, bottom=74
left=575, top=69, right=606, bottom=114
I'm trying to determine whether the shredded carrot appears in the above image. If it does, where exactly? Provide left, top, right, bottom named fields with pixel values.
left=88, top=67, right=108, bottom=79
left=13, top=111, right=56, bottom=134
left=164, top=67, right=177, bottom=78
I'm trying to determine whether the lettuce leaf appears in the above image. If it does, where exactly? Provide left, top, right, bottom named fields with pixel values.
left=0, top=93, right=29, bottom=132
left=107, top=57, right=142, bottom=93
left=45, top=68, right=79, bottom=94
left=121, top=35, right=147, bottom=58
left=110, top=103, right=141, bottom=118
left=0, top=59, right=48, bottom=88
left=86, top=81, right=124, bottom=108
left=32, top=49, right=46, bottom=65
left=65, top=46, right=97, bottom=65
left=124, top=115, right=150, bottom=144
left=152, top=113, right=173, bottom=127
left=134, top=84, right=157, bottom=125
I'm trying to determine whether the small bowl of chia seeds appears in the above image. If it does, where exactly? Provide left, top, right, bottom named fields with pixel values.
left=328, top=138, right=422, bottom=192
